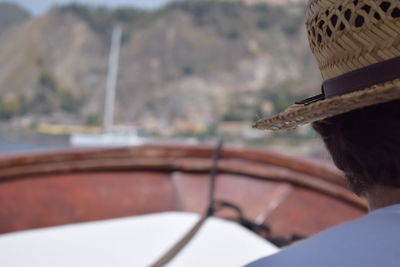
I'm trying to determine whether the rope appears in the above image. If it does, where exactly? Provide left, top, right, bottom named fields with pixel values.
left=150, top=139, right=223, bottom=267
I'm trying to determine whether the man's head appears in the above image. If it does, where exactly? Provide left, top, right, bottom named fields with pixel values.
left=312, top=99, right=400, bottom=196
left=253, top=0, right=400, bottom=131
left=250, top=0, right=400, bottom=208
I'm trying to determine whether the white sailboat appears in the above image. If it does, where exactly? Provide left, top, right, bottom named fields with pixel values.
left=70, top=26, right=145, bottom=148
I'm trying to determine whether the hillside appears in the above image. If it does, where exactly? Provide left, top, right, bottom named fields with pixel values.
left=0, top=2, right=30, bottom=35
left=0, top=1, right=321, bottom=136
left=178, top=0, right=306, bottom=5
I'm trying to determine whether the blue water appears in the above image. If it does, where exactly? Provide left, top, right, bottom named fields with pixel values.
left=0, top=129, right=70, bottom=155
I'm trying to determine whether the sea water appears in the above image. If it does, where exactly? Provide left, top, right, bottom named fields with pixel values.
left=0, top=129, right=69, bottom=154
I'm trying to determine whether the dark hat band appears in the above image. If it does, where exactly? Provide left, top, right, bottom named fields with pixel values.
left=296, top=56, right=400, bottom=105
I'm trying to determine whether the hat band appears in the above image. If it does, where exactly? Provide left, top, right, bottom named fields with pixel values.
left=296, top=56, right=400, bottom=105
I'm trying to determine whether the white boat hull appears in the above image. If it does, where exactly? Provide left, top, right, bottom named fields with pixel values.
left=70, top=133, right=145, bottom=147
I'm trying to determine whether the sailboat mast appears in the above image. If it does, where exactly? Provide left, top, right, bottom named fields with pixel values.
left=103, top=25, right=122, bottom=132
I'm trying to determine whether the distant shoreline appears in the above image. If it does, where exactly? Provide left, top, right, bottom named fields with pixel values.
left=0, top=126, right=69, bottom=155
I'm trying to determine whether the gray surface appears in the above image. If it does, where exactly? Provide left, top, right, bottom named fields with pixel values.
left=247, top=204, right=400, bottom=267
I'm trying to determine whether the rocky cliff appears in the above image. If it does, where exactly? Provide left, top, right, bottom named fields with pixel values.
left=0, top=1, right=320, bottom=134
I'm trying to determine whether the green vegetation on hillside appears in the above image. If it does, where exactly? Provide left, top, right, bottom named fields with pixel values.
left=260, top=80, right=310, bottom=113
left=58, top=1, right=304, bottom=41
left=166, top=1, right=304, bottom=38
left=58, top=3, right=154, bottom=41
left=0, top=95, right=26, bottom=119
left=221, top=79, right=313, bottom=126
left=0, top=71, right=84, bottom=118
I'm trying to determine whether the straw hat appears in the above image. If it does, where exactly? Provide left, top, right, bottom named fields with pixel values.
left=253, top=0, right=400, bottom=131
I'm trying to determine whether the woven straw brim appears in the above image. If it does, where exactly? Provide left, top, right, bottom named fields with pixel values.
left=253, top=79, right=400, bottom=131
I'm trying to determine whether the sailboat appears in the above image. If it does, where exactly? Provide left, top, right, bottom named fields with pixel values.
left=70, top=26, right=145, bottom=147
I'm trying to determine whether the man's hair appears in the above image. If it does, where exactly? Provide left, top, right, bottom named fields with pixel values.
left=312, top=99, right=400, bottom=195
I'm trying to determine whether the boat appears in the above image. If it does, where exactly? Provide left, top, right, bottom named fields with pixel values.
left=70, top=126, right=145, bottom=147
left=0, top=144, right=367, bottom=266
left=70, top=25, right=145, bottom=148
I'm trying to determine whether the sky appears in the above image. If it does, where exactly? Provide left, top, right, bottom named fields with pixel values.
left=3, top=0, right=174, bottom=15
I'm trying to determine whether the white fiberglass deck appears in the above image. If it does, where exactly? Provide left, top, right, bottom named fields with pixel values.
left=0, top=212, right=278, bottom=267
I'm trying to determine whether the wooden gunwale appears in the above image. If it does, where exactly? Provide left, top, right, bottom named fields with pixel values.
left=0, top=145, right=367, bottom=211
left=0, top=145, right=343, bottom=182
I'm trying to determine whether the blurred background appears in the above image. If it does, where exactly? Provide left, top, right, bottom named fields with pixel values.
left=0, top=0, right=330, bottom=159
